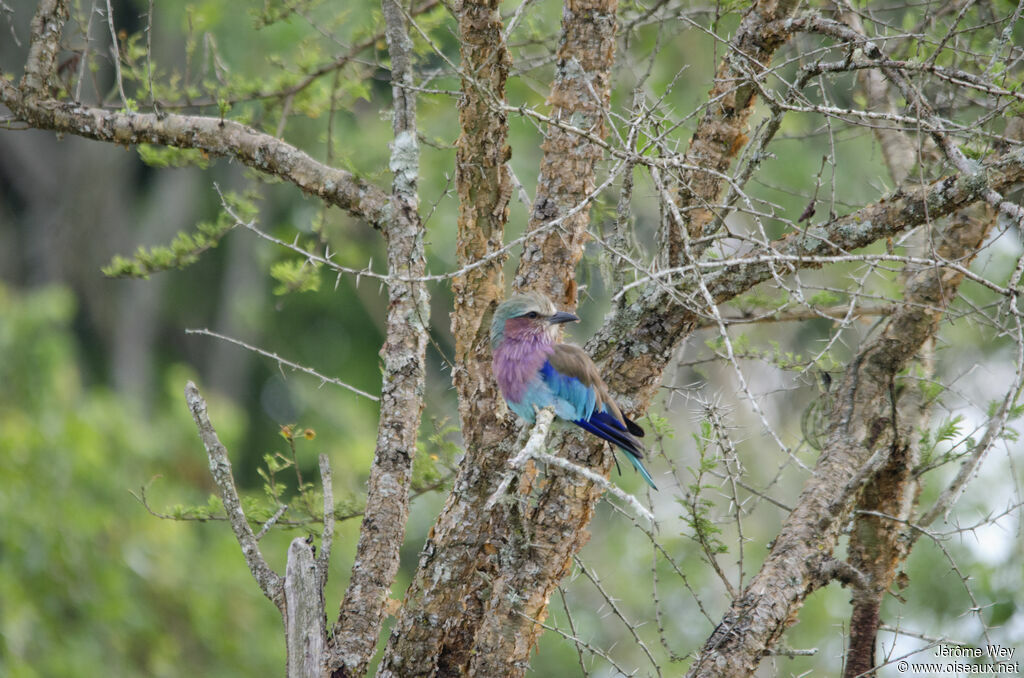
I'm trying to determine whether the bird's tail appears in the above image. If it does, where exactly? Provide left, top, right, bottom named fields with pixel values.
left=576, top=412, right=658, bottom=490
left=621, top=449, right=657, bottom=490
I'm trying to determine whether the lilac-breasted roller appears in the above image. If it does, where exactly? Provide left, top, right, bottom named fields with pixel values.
left=490, top=292, right=657, bottom=489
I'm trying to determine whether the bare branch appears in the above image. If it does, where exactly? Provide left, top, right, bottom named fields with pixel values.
left=0, top=81, right=391, bottom=228
left=183, top=381, right=284, bottom=611
left=685, top=177, right=999, bottom=678
left=916, top=260, right=1024, bottom=528
left=485, top=407, right=556, bottom=510
left=254, top=504, right=289, bottom=541
left=186, top=328, right=380, bottom=402
left=317, top=454, right=334, bottom=590
left=102, top=0, right=127, bottom=108
left=327, top=0, right=430, bottom=674
left=20, top=0, right=68, bottom=96
left=591, top=144, right=1024, bottom=407
left=665, top=0, right=802, bottom=263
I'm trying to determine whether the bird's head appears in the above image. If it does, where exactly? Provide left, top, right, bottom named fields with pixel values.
left=490, top=291, right=579, bottom=347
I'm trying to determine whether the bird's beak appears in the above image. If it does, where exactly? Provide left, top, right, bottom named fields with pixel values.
left=548, top=311, right=579, bottom=325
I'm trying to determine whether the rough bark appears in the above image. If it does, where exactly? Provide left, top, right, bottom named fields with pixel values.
left=449, top=0, right=512, bottom=437
left=467, top=2, right=624, bottom=668
left=839, top=13, right=925, bottom=672
left=381, top=0, right=621, bottom=674
left=684, top=199, right=996, bottom=678
left=378, top=0, right=513, bottom=673
left=8, top=2, right=1024, bottom=675
left=842, top=383, right=924, bottom=678
left=20, top=0, right=69, bottom=96
left=285, top=538, right=327, bottom=678
left=664, top=0, right=800, bottom=265
left=184, top=381, right=285, bottom=611
left=327, top=0, right=429, bottom=675
left=512, top=0, right=620, bottom=306
left=0, top=97, right=390, bottom=231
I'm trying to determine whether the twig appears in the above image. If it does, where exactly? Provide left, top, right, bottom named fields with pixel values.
left=144, top=0, right=157, bottom=114
left=575, top=557, right=662, bottom=676
left=532, top=450, right=656, bottom=523
left=186, top=328, right=379, bottom=401
left=915, top=254, right=1024, bottom=529
left=558, top=587, right=591, bottom=677
left=103, top=0, right=127, bottom=108
left=513, top=610, right=635, bottom=676
left=255, top=504, right=289, bottom=541
left=486, top=409, right=656, bottom=523
left=485, top=407, right=557, bottom=510
left=693, top=304, right=894, bottom=329
left=75, top=0, right=97, bottom=102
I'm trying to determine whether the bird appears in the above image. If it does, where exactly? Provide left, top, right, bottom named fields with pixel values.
left=490, top=291, right=657, bottom=489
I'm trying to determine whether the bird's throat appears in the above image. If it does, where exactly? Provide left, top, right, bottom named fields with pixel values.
left=492, top=333, right=553, bottom=403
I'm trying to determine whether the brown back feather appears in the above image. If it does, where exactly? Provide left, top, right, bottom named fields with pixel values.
left=548, top=344, right=627, bottom=426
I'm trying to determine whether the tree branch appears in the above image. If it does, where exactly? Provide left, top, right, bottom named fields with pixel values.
left=317, top=454, right=334, bottom=590
left=0, top=82, right=392, bottom=228
left=20, top=0, right=68, bottom=96
left=183, top=381, right=285, bottom=611
left=511, top=0, right=621, bottom=306
left=485, top=407, right=556, bottom=510
left=664, top=0, right=801, bottom=264
left=327, top=0, right=429, bottom=674
left=378, top=0, right=514, bottom=671
left=284, top=537, right=326, bottom=678
left=685, top=185, right=998, bottom=678
left=186, top=328, right=379, bottom=402
left=469, top=0, right=626, bottom=672
left=836, top=22, right=933, bottom=671
left=592, top=144, right=1024, bottom=406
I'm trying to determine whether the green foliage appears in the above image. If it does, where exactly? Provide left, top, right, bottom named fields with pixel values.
left=679, top=421, right=728, bottom=557
left=270, top=258, right=322, bottom=295
left=918, top=414, right=965, bottom=468
left=704, top=333, right=841, bottom=373
left=137, top=144, right=211, bottom=169
left=0, top=284, right=284, bottom=677
left=102, top=192, right=258, bottom=279
left=153, top=421, right=368, bottom=535
left=645, top=412, right=676, bottom=439
left=919, top=402, right=1024, bottom=471
left=918, top=377, right=946, bottom=405
left=413, top=417, right=461, bottom=492
left=807, top=290, right=841, bottom=307
left=735, top=289, right=789, bottom=311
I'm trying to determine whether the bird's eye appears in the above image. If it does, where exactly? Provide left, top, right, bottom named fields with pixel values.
left=525, top=311, right=538, bottom=319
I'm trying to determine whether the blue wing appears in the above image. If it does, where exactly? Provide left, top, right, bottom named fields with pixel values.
left=539, top=360, right=657, bottom=489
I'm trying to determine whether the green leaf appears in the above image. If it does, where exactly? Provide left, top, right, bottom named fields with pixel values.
left=270, top=259, right=322, bottom=295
